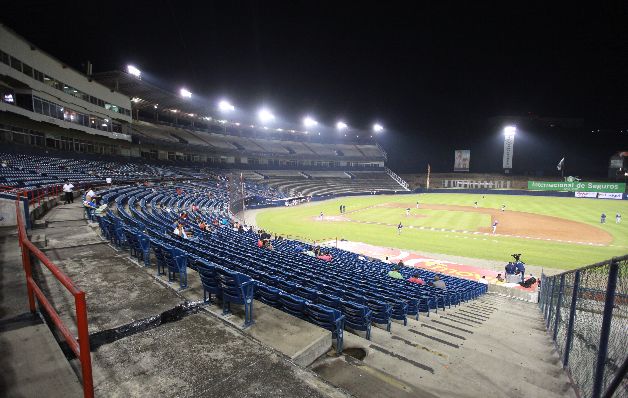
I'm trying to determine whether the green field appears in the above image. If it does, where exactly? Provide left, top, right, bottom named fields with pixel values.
left=255, top=193, right=628, bottom=270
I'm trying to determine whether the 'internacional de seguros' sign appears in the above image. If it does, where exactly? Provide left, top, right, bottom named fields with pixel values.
left=528, top=181, right=626, bottom=193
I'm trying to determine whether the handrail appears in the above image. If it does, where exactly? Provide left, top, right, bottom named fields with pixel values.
left=15, top=193, right=94, bottom=398
left=384, top=167, right=410, bottom=191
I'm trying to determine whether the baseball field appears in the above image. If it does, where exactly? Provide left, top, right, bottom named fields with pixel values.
left=254, top=193, right=628, bottom=270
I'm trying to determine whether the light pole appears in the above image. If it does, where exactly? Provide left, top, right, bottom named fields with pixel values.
left=503, top=126, right=516, bottom=174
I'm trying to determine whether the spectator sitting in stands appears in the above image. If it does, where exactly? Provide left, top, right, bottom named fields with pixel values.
left=477, top=276, right=489, bottom=285
left=303, top=248, right=316, bottom=257
left=392, top=260, right=404, bottom=271
left=430, top=276, right=447, bottom=290
left=519, top=274, right=537, bottom=288
left=317, top=252, right=333, bottom=262
left=294, top=243, right=304, bottom=253
left=388, top=269, right=403, bottom=279
left=408, top=273, right=425, bottom=285
left=238, top=224, right=244, bottom=233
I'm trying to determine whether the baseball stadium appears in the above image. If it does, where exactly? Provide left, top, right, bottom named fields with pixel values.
left=1, top=4, right=627, bottom=398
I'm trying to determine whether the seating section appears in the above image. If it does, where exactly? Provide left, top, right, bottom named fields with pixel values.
left=0, top=152, right=172, bottom=192
left=263, top=172, right=403, bottom=196
left=97, top=183, right=486, bottom=353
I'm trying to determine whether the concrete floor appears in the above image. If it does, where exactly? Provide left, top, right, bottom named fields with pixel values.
left=30, top=202, right=346, bottom=398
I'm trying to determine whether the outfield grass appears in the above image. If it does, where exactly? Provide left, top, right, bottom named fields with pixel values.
left=254, top=193, right=628, bottom=270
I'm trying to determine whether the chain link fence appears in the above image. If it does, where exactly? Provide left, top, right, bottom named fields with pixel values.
left=539, top=255, right=628, bottom=398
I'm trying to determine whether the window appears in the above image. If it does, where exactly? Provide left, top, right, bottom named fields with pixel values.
left=22, top=63, right=33, bottom=78
left=89, top=96, right=97, bottom=105
left=9, top=57, right=22, bottom=72
left=0, top=50, right=9, bottom=65
left=33, top=69, right=44, bottom=82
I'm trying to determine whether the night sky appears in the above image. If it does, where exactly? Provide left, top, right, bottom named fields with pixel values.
left=4, top=1, right=628, bottom=176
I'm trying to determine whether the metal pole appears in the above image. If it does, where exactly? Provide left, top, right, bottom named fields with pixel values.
left=75, top=292, right=94, bottom=398
left=591, top=259, right=620, bottom=398
left=553, top=274, right=565, bottom=341
left=563, top=270, right=580, bottom=367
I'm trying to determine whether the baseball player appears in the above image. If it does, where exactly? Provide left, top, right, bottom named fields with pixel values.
left=492, top=220, right=499, bottom=234
left=616, top=213, right=621, bottom=224
left=406, top=208, right=410, bottom=217
left=397, top=222, right=403, bottom=235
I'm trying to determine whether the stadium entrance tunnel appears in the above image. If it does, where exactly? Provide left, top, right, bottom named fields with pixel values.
left=84, top=300, right=204, bottom=352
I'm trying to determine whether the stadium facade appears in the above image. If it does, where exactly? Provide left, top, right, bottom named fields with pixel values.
left=0, top=23, right=386, bottom=170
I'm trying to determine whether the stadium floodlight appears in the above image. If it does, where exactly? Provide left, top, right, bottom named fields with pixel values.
left=373, top=123, right=384, bottom=133
left=126, top=65, right=141, bottom=78
left=504, top=125, right=517, bottom=137
left=257, top=108, right=275, bottom=123
left=180, top=88, right=192, bottom=98
left=303, top=116, right=318, bottom=128
left=336, top=121, right=348, bottom=131
left=218, top=99, right=235, bottom=112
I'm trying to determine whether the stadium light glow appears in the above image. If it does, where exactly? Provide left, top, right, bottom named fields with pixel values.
left=336, top=121, right=348, bottom=131
left=303, top=116, right=318, bottom=128
left=257, top=108, right=275, bottom=123
left=126, top=65, right=141, bottom=78
left=180, top=88, right=192, bottom=98
left=504, top=126, right=517, bottom=137
left=218, top=99, right=235, bottom=112
left=373, top=123, right=384, bottom=133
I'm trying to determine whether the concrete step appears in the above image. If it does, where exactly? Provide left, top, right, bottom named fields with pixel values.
left=0, top=317, right=83, bottom=398
left=312, top=354, right=438, bottom=398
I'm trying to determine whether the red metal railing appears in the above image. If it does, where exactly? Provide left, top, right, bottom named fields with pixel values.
left=15, top=193, right=94, bottom=398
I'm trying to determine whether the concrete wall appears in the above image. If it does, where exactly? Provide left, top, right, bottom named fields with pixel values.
left=0, top=196, right=21, bottom=227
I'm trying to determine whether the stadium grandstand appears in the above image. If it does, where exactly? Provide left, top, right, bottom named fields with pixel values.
left=1, top=17, right=626, bottom=398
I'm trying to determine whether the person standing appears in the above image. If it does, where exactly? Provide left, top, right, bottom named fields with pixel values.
left=63, top=180, right=74, bottom=204
left=600, top=213, right=606, bottom=224
left=406, top=208, right=410, bottom=217
left=616, top=213, right=621, bottom=224
left=397, top=222, right=403, bottom=235
left=416, top=201, right=419, bottom=209
left=492, top=220, right=498, bottom=234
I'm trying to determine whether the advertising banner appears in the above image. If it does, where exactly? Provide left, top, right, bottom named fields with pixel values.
left=528, top=181, right=626, bottom=193
left=503, top=135, right=515, bottom=169
left=597, top=192, right=623, bottom=200
left=454, top=150, right=470, bottom=172
left=575, top=192, right=598, bottom=198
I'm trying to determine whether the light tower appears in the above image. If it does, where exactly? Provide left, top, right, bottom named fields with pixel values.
left=503, top=126, right=516, bottom=174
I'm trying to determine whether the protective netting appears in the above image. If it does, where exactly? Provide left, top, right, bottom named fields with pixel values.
left=539, top=256, right=628, bottom=398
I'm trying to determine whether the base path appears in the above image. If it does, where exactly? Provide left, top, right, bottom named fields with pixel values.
left=327, top=240, right=538, bottom=291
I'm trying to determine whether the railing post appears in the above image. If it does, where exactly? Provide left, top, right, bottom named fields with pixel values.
left=552, top=274, right=565, bottom=341
left=591, top=259, right=620, bottom=398
left=563, top=270, right=580, bottom=367
left=75, top=291, right=94, bottom=398
left=546, top=277, right=556, bottom=328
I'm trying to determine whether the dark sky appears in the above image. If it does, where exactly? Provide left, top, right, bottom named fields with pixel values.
left=4, top=1, right=628, bottom=176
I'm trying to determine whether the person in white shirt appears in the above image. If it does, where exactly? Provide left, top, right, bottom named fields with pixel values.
left=478, top=275, right=489, bottom=285
left=62, top=180, right=74, bottom=204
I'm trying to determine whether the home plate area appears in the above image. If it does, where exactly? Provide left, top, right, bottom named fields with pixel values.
left=323, top=240, right=538, bottom=292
